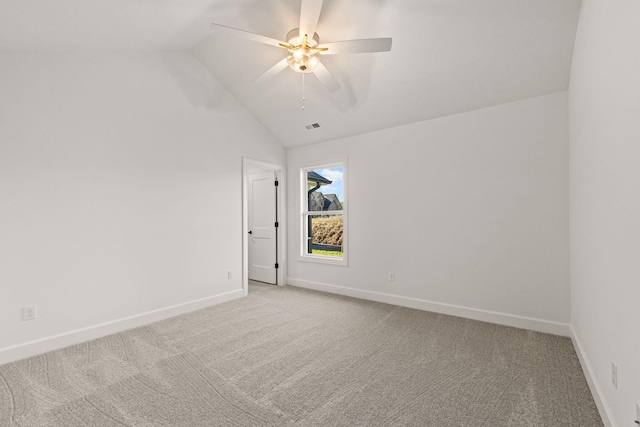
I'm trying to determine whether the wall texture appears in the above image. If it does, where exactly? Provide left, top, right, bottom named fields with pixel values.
left=569, top=0, right=640, bottom=425
left=287, top=92, right=570, bottom=334
left=0, top=52, right=285, bottom=362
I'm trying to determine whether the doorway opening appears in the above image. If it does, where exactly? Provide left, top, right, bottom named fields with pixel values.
left=242, top=158, right=286, bottom=296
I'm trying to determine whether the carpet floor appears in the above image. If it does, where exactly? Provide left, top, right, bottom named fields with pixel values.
left=0, top=282, right=603, bottom=426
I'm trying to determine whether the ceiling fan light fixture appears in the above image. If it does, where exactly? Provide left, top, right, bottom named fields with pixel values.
left=287, top=51, right=320, bottom=73
left=284, top=29, right=322, bottom=73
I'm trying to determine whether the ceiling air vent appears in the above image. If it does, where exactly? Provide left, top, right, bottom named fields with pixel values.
left=305, top=123, right=321, bottom=130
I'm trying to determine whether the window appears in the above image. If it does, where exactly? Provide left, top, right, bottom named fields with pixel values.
left=300, top=161, right=347, bottom=265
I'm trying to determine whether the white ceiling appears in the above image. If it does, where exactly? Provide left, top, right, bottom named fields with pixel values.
left=0, top=0, right=582, bottom=148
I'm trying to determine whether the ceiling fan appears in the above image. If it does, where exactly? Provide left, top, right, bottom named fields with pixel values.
left=209, top=0, right=392, bottom=93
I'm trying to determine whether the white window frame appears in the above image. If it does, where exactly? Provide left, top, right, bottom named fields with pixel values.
left=298, top=158, right=348, bottom=266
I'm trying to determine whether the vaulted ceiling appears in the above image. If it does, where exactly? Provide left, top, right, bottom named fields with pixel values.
left=0, top=0, right=581, bottom=148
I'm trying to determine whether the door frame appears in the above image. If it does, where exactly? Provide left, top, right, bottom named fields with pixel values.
left=242, top=157, right=287, bottom=296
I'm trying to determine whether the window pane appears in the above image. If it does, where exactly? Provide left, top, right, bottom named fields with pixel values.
left=306, top=167, right=343, bottom=212
left=307, top=214, right=343, bottom=257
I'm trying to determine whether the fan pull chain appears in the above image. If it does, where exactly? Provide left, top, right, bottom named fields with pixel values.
left=302, top=74, right=306, bottom=110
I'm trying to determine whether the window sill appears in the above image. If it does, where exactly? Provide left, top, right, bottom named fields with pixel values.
left=298, top=254, right=348, bottom=267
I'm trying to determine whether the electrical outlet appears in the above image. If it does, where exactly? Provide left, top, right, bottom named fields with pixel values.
left=388, top=272, right=395, bottom=282
left=22, top=305, right=37, bottom=321
left=227, top=270, right=233, bottom=280
left=611, top=362, right=617, bottom=389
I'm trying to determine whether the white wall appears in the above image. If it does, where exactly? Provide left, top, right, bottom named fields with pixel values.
left=568, top=0, right=640, bottom=425
left=287, top=92, right=570, bottom=334
left=0, top=52, right=285, bottom=362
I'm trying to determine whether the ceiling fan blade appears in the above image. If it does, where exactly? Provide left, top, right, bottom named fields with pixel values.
left=320, top=38, right=392, bottom=55
left=210, top=23, right=285, bottom=48
left=313, top=63, right=340, bottom=93
left=253, top=58, right=289, bottom=85
left=299, top=0, right=323, bottom=38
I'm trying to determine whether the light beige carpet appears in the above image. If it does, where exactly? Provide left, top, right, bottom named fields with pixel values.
left=0, top=282, right=602, bottom=426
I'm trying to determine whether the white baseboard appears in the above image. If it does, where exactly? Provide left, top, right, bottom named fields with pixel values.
left=287, top=278, right=571, bottom=336
left=570, top=326, right=617, bottom=427
left=0, top=289, right=244, bottom=366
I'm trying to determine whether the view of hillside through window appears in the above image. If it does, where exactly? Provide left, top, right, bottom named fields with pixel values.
left=304, top=166, right=344, bottom=259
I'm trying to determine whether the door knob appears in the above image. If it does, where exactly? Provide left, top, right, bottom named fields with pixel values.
left=248, top=230, right=253, bottom=234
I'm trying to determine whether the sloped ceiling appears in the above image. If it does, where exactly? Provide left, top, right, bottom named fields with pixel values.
left=0, top=0, right=581, bottom=148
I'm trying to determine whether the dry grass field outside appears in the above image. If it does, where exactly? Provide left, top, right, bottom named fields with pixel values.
left=311, top=215, right=343, bottom=246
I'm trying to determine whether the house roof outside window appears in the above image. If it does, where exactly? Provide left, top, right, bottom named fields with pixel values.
left=307, top=171, right=332, bottom=186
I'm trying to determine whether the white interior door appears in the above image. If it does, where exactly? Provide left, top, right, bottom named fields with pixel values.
left=248, top=171, right=277, bottom=284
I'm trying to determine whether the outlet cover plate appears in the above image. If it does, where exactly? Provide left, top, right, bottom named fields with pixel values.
left=22, top=305, right=37, bottom=321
